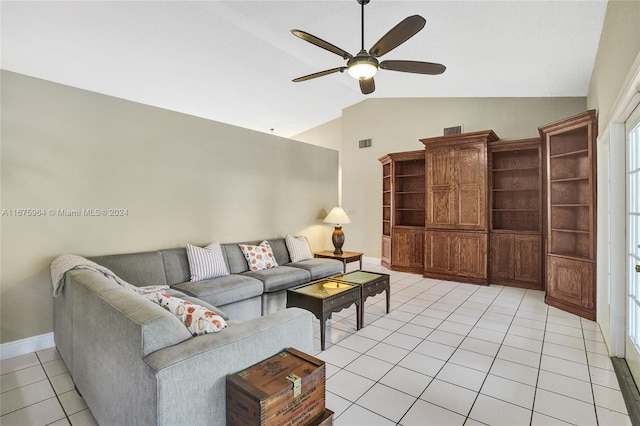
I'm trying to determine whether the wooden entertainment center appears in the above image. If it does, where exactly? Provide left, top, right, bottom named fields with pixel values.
left=379, top=110, right=597, bottom=320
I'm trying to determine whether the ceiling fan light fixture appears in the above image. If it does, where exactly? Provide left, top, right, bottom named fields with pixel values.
left=347, top=54, right=379, bottom=80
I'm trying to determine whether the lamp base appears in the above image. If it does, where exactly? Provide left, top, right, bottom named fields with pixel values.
left=332, top=226, right=345, bottom=255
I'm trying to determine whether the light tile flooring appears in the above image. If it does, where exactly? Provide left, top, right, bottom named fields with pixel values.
left=0, top=347, right=97, bottom=425
left=0, top=259, right=633, bottom=425
left=312, top=261, right=633, bottom=425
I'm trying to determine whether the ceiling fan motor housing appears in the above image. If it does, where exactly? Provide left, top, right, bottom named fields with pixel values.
left=347, top=51, right=380, bottom=80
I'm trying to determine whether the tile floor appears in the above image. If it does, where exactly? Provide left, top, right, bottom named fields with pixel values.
left=0, top=259, right=633, bottom=425
left=0, top=347, right=97, bottom=426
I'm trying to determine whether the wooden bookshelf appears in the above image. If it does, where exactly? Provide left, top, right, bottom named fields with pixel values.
left=378, top=150, right=425, bottom=272
left=488, top=138, right=543, bottom=289
left=539, top=110, right=597, bottom=320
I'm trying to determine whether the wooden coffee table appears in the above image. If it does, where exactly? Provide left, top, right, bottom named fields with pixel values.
left=287, top=279, right=361, bottom=351
left=331, top=271, right=390, bottom=327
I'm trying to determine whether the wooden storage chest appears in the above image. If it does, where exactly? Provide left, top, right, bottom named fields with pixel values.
left=226, top=348, right=326, bottom=426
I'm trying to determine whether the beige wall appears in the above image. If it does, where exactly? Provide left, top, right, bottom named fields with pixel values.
left=586, top=0, right=640, bottom=350
left=294, top=117, right=342, bottom=151
left=587, top=0, right=640, bottom=129
left=332, top=97, right=586, bottom=257
left=0, top=71, right=339, bottom=344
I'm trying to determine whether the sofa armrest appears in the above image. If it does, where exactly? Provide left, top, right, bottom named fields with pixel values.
left=144, top=308, right=314, bottom=426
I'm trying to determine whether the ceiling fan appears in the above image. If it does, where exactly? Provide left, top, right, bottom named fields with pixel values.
left=291, top=0, right=446, bottom=95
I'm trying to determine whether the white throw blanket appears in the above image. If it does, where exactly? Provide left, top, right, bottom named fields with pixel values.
left=50, top=254, right=169, bottom=297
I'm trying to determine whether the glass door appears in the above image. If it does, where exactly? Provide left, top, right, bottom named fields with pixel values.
left=626, top=105, right=640, bottom=384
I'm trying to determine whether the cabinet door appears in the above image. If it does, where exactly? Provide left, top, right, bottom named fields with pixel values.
left=514, top=235, right=541, bottom=283
left=426, top=148, right=455, bottom=228
left=490, top=234, right=515, bottom=280
left=455, top=143, right=487, bottom=230
left=453, top=232, right=488, bottom=279
left=392, top=228, right=424, bottom=269
left=425, top=231, right=487, bottom=279
left=381, top=236, right=392, bottom=266
left=547, top=255, right=594, bottom=311
left=424, top=231, right=453, bottom=274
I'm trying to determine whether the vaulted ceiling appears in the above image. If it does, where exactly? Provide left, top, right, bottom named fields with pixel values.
left=1, top=1, right=608, bottom=137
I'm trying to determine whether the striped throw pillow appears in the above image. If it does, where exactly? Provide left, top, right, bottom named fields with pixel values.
left=285, top=234, right=313, bottom=262
left=186, top=242, right=230, bottom=282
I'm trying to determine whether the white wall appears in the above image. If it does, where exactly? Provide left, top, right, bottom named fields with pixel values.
left=0, top=71, right=339, bottom=343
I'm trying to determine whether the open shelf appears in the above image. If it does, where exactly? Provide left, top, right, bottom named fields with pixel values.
left=493, top=210, right=540, bottom=231
left=383, top=221, right=391, bottom=236
left=490, top=143, right=541, bottom=233
left=395, top=163, right=424, bottom=226
left=394, top=159, right=423, bottom=176
left=492, top=149, right=539, bottom=169
left=550, top=205, right=589, bottom=232
left=550, top=180, right=590, bottom=205
left=549, top=230, right=591, bottom=258
left=548, top=126, right=589, bottom=156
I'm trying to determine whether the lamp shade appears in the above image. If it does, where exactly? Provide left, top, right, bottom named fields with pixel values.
left=323, top=206, right=351, bottom=225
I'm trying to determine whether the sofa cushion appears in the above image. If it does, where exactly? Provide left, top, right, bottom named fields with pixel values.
left=148, top=293, right=227, bottom=336
left=89, top=251, right=167, bottom=287
left=222, top=241, right=257, bottom=274
left=186, top=242, right=229, bottom=281
left=244, top=266, right=310, bottom=293
left=266, top=238, right=292, bottom=265
left=165, top=289, right=228, bottom=320
left=287, top=258, right=343, bottom=280
left=160, top=248, right=191, bottom=285
left=285, top=235, right=313, bottom=262
left=239, top=240, right=278, bottom=271
left=171, top=274, right=263, bottom=307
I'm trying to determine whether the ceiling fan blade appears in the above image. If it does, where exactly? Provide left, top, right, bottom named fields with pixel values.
left=369, top=15, right=426, bottom=58
left=359, top=77, right=375, bottom=95
left=291, top=30, right=353, bottom=60
left=292, top=67, right=347, bottom=82
left=380, top=60, right=446, bottom=75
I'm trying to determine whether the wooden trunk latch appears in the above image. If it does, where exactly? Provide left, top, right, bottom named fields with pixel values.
left=285, top=373, right=302, bottom=398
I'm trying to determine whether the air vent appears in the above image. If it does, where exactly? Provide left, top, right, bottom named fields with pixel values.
left=359, top=139, right=372, bottom=149
left=444, top=126, right=462, bottom=136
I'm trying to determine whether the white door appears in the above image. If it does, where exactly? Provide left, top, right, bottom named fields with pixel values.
left=626, top=105, right=640, bottom=384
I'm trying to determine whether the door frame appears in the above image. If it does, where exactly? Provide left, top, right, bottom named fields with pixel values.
left=598, top=51, right=640, bottom=357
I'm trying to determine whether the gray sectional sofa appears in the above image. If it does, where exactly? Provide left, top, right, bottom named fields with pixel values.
left=53, top=237, right=343, bottom=426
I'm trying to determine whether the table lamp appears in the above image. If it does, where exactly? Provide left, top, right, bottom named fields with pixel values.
left=323, top=206, right=351, bottom=254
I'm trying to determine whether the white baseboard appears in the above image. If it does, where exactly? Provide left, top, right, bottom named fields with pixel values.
left=362, top=256, right=382, bottom=264
left=1, top=332, right=55, bottom=361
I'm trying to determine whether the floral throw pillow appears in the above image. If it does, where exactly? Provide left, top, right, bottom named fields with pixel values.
left=239, top=240, right=279, bottom=271
left=149, top=293, right=227, bottom=336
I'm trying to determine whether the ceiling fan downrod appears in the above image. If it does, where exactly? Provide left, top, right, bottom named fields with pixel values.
left=359, top=0, right=369, bottom=51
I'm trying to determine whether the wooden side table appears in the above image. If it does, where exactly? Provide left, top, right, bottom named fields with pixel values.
left=314, top=250, right=363, bottom=273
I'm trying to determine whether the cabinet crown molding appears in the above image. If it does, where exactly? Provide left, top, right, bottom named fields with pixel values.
left=419, top=130, right=499, bottom=146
